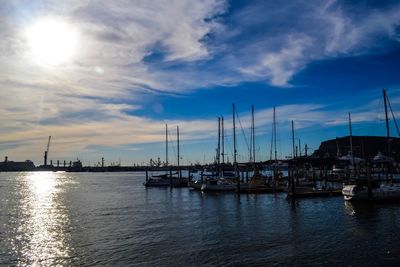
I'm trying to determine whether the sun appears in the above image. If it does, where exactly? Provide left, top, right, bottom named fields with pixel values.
left=26, top=18, right=79, bottom=66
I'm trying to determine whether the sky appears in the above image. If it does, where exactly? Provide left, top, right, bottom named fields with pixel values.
left=1, top=0, right=400, bottom=166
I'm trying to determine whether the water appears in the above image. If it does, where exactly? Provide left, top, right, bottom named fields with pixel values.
left=1, top=172, right=400, bottom=266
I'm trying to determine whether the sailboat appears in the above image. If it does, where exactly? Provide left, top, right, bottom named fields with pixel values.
left=188, top=118, right=221, bottom=190
left=201, top=104, right=240, bottom=192
left=144, top=124, right=187, bottom=187
left=238, top=105, right=285, bottom=193
left=342, top=89, right=400, bottom=201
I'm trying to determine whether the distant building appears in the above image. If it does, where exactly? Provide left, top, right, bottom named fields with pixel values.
left=0, top=156, right=36, bottom=171
left=313, top=136, right=400, bottom=161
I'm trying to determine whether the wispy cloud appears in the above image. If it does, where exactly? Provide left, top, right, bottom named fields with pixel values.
left=1, top=0, right=400, bottom=162
left=228, top=0, right=400, bottom=86
left=1, top=92, right=394, bottom=163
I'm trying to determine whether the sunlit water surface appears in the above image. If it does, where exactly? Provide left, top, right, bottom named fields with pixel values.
left=1, top=172, right=400, bottom=266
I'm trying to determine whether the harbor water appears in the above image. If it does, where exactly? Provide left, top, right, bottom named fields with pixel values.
left=1, top=172, right=400, bottom=266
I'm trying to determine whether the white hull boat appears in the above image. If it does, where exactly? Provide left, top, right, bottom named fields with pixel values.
left=342, top=183, right=400, bottom=201
left=201, top=178, right=239, bottom=192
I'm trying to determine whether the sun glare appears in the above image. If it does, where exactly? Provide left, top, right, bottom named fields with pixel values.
left=26, top=18, right=79, bottom=66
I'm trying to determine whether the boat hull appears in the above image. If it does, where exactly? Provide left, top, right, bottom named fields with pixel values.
left=144, top=178, right=188, bottom=187
left=287, top=187, right=342, bottom=198
left=342, top=184, right=400, bottom=201
left=188, top=181, right=202, bottom=190
left=201, top=183, right=237, bottom=192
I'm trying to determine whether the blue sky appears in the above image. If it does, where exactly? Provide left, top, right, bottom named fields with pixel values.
left=1, top=0, right=400, bottom=165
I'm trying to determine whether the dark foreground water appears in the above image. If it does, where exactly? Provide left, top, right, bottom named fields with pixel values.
left=1, top=172, right=400, bottom=266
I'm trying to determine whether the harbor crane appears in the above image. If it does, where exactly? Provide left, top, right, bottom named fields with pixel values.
left=44, top=136, right=51, bottom=166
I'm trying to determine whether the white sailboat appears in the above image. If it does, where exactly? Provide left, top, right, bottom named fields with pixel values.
left=342, top=183, right=400, bottom=201
left=144, top=124, right=188, bottom=187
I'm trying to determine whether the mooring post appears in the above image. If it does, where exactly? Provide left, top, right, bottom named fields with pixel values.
left=390, top=164, right=393, bottom=185
left=291, top=167, right=296, bottom=198
left=145, top=168, right=149, bottom=182
left=386, top=163, right=389, bottom=180
left=367, top=164, right=372, bottom=200
left=378, top=164, right=381, bottom=183
left=170, top=169, right=173, bottom=188
left=315, top=168, right=318, bottom=188
left=237, top=173, right=241, bottom=195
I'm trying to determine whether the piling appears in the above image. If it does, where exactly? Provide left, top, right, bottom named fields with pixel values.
left=237, top=175, right=241, bottom=195
left=367, top=164, right=372, bottom=200
left=290, top=166, right=296, bottom=199
left=312, top=168, right=316, bottom=188
left=170, top=169, right=173, bottom=188
left=378, top=164, right=381, bottom=183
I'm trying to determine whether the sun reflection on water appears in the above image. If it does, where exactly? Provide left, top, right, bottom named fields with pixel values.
left=11, top=172, right=73, bottom=266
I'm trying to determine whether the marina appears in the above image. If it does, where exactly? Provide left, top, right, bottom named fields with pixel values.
left=2, top=1, right=400, bottom=265
left=1, top=171, right=400, bottom=266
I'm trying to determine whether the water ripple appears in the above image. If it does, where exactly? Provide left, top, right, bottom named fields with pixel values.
left=1, top=172, right=400, bottom=266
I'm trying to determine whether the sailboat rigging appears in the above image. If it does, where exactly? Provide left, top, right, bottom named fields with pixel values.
left=342, top=89, right=400, bottom=201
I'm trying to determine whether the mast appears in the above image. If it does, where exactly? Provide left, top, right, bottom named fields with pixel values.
left=217, top=117, right=221, bottom=166
left=177, top=125, right=181, bottom=179
left=233, top=103, right=240, bottom=191
left=291, top=120, right=295, bottom=160
left=298, top=139, right=302, bottom=157
left=386, top=93, right=400, bottom=136
left=383, top=89, right=391, bottom=156
left=252, top=105, right=256, bottom=164
left=274, top=106, right=277, bottom=162
left=269, top=128, right=273, bottom=161
left=165, top=124, right=168, bottom=167
left=221, top=116, right=225, bottom=164
left=348, top=112, right=353, bottom=155
left=349, top=112, right=355, bottom=167
left=233, top=103, right=237, bottom=165
left=216, top=117, right=221, bottom=176
left=177, top=125, right=180, bottom=168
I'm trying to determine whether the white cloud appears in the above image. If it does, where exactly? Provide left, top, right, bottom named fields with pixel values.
left=231, top=0, right=400, bottom=86
left=0, top=88, right=396, bottom=163
left=1, top=0, right=400, bottom=163
left=239, top=35, right=312, bottom=86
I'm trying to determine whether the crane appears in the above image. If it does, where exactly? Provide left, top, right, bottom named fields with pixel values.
left=44, top=136, right=51, bottom=166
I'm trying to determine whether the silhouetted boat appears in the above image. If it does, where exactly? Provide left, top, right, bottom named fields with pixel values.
left=201, top=178, right=238, bottom=192
left=144, top=124, right=188, bottom=187
left=188, top=179, right=203, bottom=190
left=144, top=176, right=187, bottom=187
left=342, top=89, right=400, bottom=201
